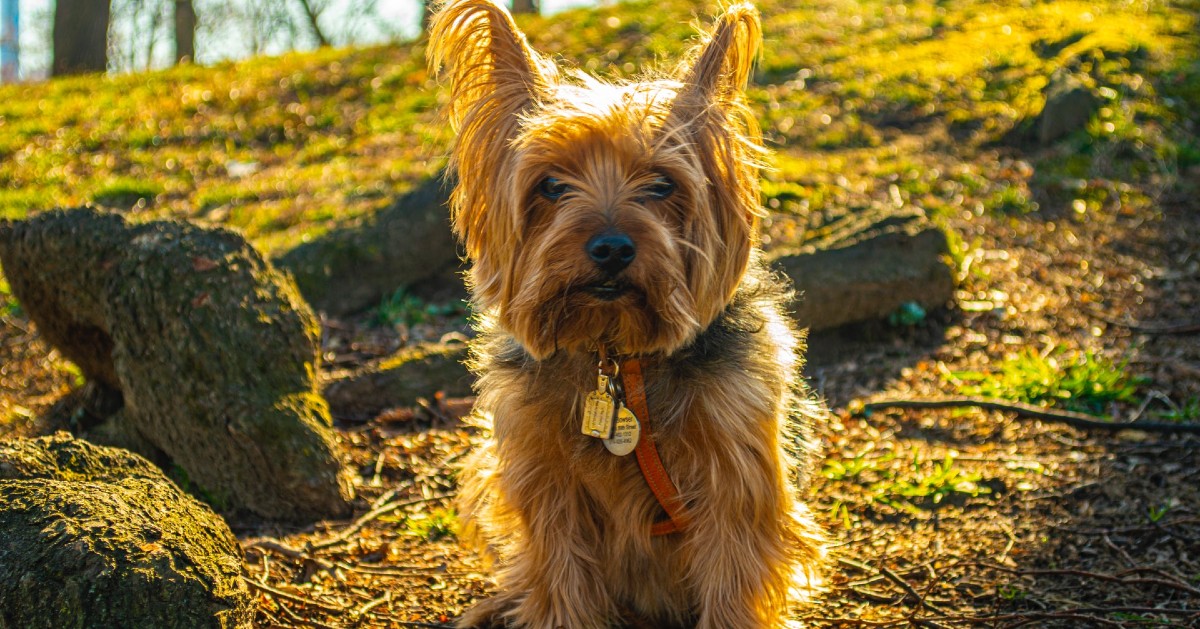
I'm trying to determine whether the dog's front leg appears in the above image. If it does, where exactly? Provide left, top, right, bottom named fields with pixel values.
left=486, top=455, right=617, bottom=629
left=683, top=434, right=808, bottom=629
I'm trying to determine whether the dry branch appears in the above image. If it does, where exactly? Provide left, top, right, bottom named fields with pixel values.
left=860, top=396, right=1200, bottom=434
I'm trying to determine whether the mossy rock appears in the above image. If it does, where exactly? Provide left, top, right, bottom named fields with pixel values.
left=0, top=433, right=253, bottom=629
left=276, top=174, right=464, bottom=315
left=770, top=205, right=954, bottom=330
left=322, top=341, right=473, bottom=420
left=0, top=207, right=352, bottom=520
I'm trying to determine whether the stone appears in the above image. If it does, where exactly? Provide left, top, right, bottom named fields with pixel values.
left=0, top=433, right=253, bottom=629
left=323, top=342, right=473, bottom=420
left=1037, top=70, right=1100, bottom=145
left=276, top=174, right=464, bottom=316
left=0, top=207, right=352, bottom=520
left=770, top=205, right=954, bottom=331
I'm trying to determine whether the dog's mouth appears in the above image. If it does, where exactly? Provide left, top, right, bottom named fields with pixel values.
left=583, top=278, right=632, bottom=301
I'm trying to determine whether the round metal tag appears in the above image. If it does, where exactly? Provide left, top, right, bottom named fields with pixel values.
left=603, top=405, right=641, bottom=456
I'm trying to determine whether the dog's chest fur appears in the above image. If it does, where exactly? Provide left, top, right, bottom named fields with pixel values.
left=469, top=269, right=813, bottom=526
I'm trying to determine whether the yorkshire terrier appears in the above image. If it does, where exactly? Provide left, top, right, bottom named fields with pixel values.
left=428, top=1, right=825, bottom=626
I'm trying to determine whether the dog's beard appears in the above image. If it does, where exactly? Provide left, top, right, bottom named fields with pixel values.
left=500, top=261, right=700, bottom=360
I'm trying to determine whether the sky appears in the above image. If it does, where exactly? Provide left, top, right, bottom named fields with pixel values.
left=6, top=0, right=599, bottom=80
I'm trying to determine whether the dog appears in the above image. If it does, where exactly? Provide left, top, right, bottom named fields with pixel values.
left=427, top=1, right=825, bottom=626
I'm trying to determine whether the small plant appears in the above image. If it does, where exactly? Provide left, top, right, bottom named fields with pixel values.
left=982, top=184, right=1038, bottom=215
left=874, top=454, right=990, bottom=510
left=373, top=289, right=467, bottom=328
left=1156, top=397, right=1200, bottom=423
left=952, top=346, right=1145, bottom=414
left=822, top=454, right=876, bottom=481
left=997, top=583, right=1026, bottom=601
left=91, top=178, right=164, bottom=208
left=407, top=507, right=458, bottom=541
left=0, top=278, right=21, bottom=319
left=887, top=301, right=926, bottom=327
left=1148, top=504, right=1171, bottom=523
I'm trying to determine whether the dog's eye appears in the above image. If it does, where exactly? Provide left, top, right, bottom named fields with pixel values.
left=643, top=175, right=675, bottom=200
left=538, top=177, right=570, bottom=201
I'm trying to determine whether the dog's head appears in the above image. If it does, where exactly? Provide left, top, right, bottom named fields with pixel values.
left=429, top=0, right=765, bottom=359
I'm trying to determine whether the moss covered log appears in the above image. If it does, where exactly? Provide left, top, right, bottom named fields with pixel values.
left=0, top=207, right=352, bottom=520
left=770, top=206, right=955, bottom=330
left=275, top=174, right=464, bottom=316
left=0, top=434, right=253, bottom=629
left=322, top=342, right=473, bottom=420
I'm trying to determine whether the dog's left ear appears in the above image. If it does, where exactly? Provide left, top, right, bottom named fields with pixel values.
left=427, top=1, right=556, bottom=308
left=669, top=4, right=765, bottom=319
left=675, top=3, right=762, bottom=112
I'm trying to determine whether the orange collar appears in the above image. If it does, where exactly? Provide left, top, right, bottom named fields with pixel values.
left=619, top=357, right=689, bottom=536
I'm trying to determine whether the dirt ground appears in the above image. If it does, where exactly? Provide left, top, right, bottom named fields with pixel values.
left=3, top=104, right=1200, bottom=629
left=4, top=177, right=1198, bottom=628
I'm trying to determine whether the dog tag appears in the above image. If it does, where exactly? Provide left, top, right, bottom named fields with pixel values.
left=603, top=404, right=641, bottom=456
left=581, top=374, right=617, bottom=439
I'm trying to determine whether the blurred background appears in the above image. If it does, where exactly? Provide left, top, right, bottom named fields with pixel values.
left=0, top=0, right=600, bottom=80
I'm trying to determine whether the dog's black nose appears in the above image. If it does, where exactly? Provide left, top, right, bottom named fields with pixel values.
left=586, top=231, right=636, bottom=276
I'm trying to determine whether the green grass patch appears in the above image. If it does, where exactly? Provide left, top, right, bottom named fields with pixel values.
left=0, top=0, right=1193, bottom=254
left=951, top=346, right=1145, bottom=414
left=824, top=450, right=992, bottom=515
left=406, top=507, right=458, bottom=541
left=91, top=178, right=165, bottom=208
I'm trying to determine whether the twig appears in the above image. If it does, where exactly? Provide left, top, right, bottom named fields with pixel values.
left=351, top=591, right=391, bottom=619
left=335, top=561, right=457, bottom=577
left=1086, top=308, right=1200, bottom=335
left=248, top=538, right=309, bottom=560
left=859, top=396, right=1200, bottom=434
left=243, top=577, right=347, bottom=616
left=791, top=617, right=911, bottom=627
left=276, top=600, right=341, bottom=629
left=877, top=564, right=947, bottom=615
left=976, top=563, right=1200, bottom=598
left=307, top=493, right=456, bottom=552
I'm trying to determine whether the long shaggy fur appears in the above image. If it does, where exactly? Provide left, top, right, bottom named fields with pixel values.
left=428, top=2, right=826, bottom=626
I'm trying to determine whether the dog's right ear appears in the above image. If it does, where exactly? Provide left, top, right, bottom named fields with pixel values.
left=427, top=1, right=554, bottom=306
left=427, top=0, right=552, bottom=133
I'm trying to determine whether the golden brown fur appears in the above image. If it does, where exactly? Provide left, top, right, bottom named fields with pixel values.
left=427, top=2, right=825, bottom=626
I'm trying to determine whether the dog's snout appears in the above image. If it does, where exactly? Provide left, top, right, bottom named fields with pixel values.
left=586, top=231, right=636, bottom=276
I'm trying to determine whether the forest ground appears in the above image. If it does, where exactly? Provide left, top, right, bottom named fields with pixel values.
left=2, top=0, right=1200, bottom=626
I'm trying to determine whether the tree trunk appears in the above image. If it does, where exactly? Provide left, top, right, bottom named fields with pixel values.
left=511, top=0, right=539, bottom=14
left=0, top=208, right=354, bottom=521
left=421, top=0, right=434, bottom=30
left=52, top=0, right=111, bottom=76
left=174, top=0, right=195, bottom=64
left=295, top=0, right=330, bottom=47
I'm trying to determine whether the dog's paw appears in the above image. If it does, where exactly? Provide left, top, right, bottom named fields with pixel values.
left=455, top=595, right=515, bottom=629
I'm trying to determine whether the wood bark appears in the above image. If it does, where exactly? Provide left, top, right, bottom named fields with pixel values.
left=511, top=0, right=539, bottom=14
left=0, top=208, right=353, bottom=521
left=174, top=0, right=196, bottom=63
left=51, top=0, right=112, bottom=76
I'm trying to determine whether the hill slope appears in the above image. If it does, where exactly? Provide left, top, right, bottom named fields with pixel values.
left=3, top=1, right=1200, bottom=627
left=1, top=0, right=1195, bottom=254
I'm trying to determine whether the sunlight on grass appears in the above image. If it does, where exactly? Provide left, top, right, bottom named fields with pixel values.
left=822, top=449, right=993, bottom=523
left=950, top=345, right=1145, bottom=414
left=0, top=0, right=1192, bottom=257
left=406, top=507, right=459, bottom=542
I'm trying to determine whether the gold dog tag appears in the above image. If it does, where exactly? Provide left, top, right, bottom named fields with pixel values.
left=603, top=404, right=641, bottom=456
left=581, top=374, right=617, bottom=439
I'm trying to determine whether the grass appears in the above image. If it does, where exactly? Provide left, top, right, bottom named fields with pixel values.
left=950, top=346, right=1145, bottom=414
left=373, top=289, right=467, bottom=328
left=0, top=0, right=1193, bottom=257
left=406, top=507, right=459, bottom=542
left=823, top=449, right=992, bottom=520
